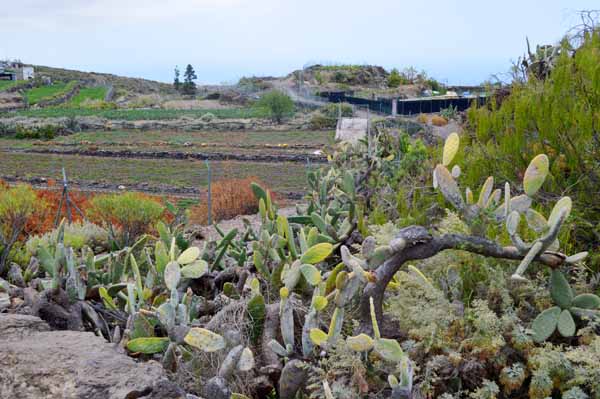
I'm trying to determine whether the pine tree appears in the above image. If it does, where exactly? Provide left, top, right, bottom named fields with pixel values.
left=182, top=64, right=197, bottom=95
left=173, top=66, right=181, bottom=92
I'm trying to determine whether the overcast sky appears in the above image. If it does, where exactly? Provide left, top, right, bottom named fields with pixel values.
left=1, top=1, right=597, bottom=85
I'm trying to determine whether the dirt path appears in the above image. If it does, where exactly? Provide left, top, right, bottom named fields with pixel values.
left=1, top=175, right=305, bottom=200
left=5, top=148, right=327, bottom=164
left=196, top=206, right=297, bottom=242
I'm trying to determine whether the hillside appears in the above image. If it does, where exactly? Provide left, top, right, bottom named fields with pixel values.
left=33, top=65, right=175, bottom=95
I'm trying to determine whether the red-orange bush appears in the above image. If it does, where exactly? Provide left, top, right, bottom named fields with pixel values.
left=190, top=177, right=270, bottom=225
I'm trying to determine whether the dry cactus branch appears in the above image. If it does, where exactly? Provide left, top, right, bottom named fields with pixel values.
left=359, top=227, right=567, bottom=331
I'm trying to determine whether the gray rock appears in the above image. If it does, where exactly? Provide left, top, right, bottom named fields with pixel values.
left=0, top=313, right=185, bottom=399
left=278, top=359, right=308, bottom=399
left=203, top=376, right=231, bottom=399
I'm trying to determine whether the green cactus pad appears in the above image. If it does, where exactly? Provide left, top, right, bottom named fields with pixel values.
left=250, top=182, right=267, bottom=203
left=550, top=270, right=573, bottom=309
left=309, top=328, right=328, bottom=347
left=300, top=243, right=333, bottom=264
left=477, top=176, right=494, bottom=208
left=531, top=306, right=561, bottom=342
left=155, top=241, right=169, bottom=275
left=325, top=263, right=345, bottom=294
left=312, top=295, right=328, bottom=311
left=557, top=309, right=576, bottom=337
left=346, top=333, right=374, bottom=352
left=442, top=132, right=460, bottom=166
left=547, top=197, right=572, bottom=228
left=176, top=246, right=200, bottom=265
left=525, top=209, right=548, bottom=233
left=267, top=339, right=289, bottom=357
left=572, top=293, right=600, bottom=309
left=506, top=211, right=521, bottom=236
left=184, top=327, right=225, bottom=352
left=180, top=260, right=208, bottom=279
left=465, top=187, right=474, bottom=204
left=300, top=264, right=322, bottom=286
left=434, top=164, right=465, bottom=210
left=164, top=261, right=181, bottom=291
left=126, top=337, right=169, bottom=354
left=523, top=154, right=549, bottom=196
left=374, top=338, right=405, bottom=363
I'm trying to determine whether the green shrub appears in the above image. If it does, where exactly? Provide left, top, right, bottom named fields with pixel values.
left=14, top=125, right=58, bottom=140
left=257, top=90, right=294, bottom=123
left=87, top=192, right=164, bottom=246
left=465, top=32, right=600, bottom=259
left=321, top=102, right=353, bottom=119
left=387, top=68, right=405, bottom=87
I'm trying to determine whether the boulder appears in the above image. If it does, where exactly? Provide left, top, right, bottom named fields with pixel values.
left=0, top=313, right=186, bottom=399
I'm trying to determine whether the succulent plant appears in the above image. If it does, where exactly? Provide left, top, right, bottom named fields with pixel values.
left=125, top=242, right=224, bottom=370
left=434, top=133, right=588, bottom=283
left=531, top=269, right=600, bottom=342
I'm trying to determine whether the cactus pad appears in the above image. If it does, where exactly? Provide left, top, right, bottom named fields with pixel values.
left=346, top=334, right=374, bottom=352
left=572, top=293, right=600, bottom=309
left=557, top=309, right=576, bottom=337
left=184, top=328, right=226, bottom=352
left=176, top=246, right=200, bottom=265
left=550, top=270, right=573, bottom=309
left=531, top=306, right=561, bottom=342
left=126, top=337, right=169, bottom=354
left=180, top=260, right=208, bottom=279
left=523, top=154, right=549, bottom=196
left=300, top=243, right=333, bottom=264
left=442, top=132, right=460, bottom=166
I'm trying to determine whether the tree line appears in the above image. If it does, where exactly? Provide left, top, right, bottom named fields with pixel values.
left=173, top=64, right=197, bottom=95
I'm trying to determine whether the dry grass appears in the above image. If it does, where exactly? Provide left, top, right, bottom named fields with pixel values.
left=190, top=176, right=268, bottom=225
left=431, top=115, right=448, bottom=126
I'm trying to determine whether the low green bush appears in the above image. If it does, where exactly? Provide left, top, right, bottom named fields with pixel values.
left=257, top=90, right=294, bottom=123
left=87, top=192, right=164, bottom=247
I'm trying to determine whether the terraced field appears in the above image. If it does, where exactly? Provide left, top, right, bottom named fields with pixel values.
left=0, top=129, right=330, bottom=197
left=0, top=80, right=25, bottom=91
left=68, top=87, right=108, bottom=106
left=25, top=83, right=69, bottom=104
left=3, top=106, right=271, bottom=120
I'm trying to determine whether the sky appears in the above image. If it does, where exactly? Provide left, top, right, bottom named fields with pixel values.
left=1, top=0, right=597, bottom=85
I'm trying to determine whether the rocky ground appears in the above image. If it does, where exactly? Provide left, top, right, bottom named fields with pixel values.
left=0, top=314, right=196, bottom=399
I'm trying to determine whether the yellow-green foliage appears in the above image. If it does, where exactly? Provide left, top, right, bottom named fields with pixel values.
left=0, top=184, right=42, bottom=230
left=465, top=32, right=600, bottom=255
left=87, top=192, right=164, bottom=245
left=387, top=271, right=458, bottom=351
left=26, top=221, right=108, bottom=253
left=0, top=184, right=46, bottom=270
left=463, top=300, right=506, bottom=358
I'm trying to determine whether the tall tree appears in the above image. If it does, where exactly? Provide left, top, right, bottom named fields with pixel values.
left=182, top=64, right=197, bottom=95
left=173, top=66, right=181, bottom=92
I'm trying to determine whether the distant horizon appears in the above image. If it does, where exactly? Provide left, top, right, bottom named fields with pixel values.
left=1, top=1, right=597, bottom=86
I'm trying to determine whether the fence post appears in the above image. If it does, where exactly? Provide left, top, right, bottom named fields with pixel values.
left=205, top=160, right=212, bottom=225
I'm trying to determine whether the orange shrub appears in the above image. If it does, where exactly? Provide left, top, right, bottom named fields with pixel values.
left=190, top=177, right=269, bottom=225
left=31, top=188, right=93, bottom=235
left=431, top=115, right=448, bottom=126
